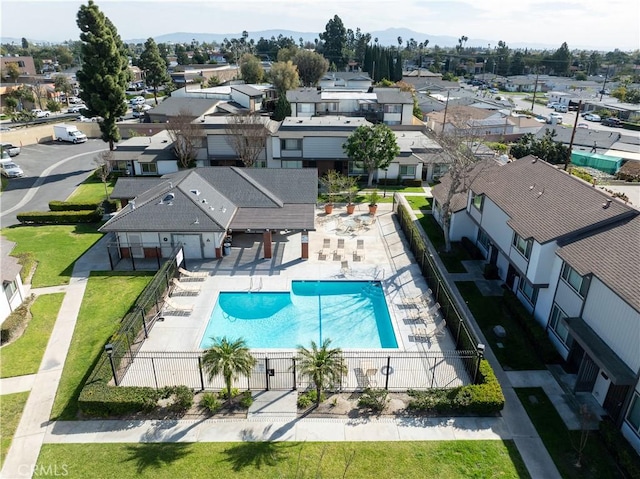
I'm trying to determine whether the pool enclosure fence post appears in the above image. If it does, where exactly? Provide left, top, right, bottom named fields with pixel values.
left=265, top=357, right=270, bottom=391
left=385, top=356, right=391, bottom=390
left=292, top=358, right=297, bottom=390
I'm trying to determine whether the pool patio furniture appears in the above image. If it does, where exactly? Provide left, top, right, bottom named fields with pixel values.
left=178, top=267, right=208, bottom=280
left=334, top=238, right=345, bottom=259
left=162, top=297, right=194, bottom=315
left=400, top=290, right=433, bottom=308
left=353, top=239, right=365, bottom=261
left=318, top=238, right=331, bottom=260
left=340, top=260, right=351, bottom=275
left=171, top=278, right=202, bottom=295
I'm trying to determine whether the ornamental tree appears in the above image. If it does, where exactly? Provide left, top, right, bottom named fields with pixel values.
left=139, top=37, right=170, bottom=105
left=343, top=124, right=400, bottom=187
left=76, top=0, right=130, bottom=150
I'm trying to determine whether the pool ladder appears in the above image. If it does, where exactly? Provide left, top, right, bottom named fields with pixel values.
left=248, top=277, right=263, bottom=292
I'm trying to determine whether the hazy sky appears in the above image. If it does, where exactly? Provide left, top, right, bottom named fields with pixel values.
left=1, top=0, right=639, bottom=51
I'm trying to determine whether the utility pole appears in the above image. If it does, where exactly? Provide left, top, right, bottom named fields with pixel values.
left=565, top=100, right=582, bottom=171
left=530, top=67, right=540, bottom=112
left=600, top=67, right=610, bottom=101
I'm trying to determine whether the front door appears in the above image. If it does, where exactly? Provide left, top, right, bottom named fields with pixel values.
left=592, top=370, right=611, bottom=406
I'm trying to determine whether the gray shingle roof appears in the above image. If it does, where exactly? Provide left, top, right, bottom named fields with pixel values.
left=373, top=89, right=414, bottom=104
left=231, top=85, right=263, bottom=97
left=471, top=156, right=637, bottom=243
left=557, top=216, right=640, bottom=313
left=147, top=97, right=218, bottom=118
left=1, top=237, right=22, bottom=283
left=110, top=178, right=168, bottom=199
left=101, top=167, right=318, bottom=233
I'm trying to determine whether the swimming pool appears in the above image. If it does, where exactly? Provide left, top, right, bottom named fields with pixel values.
left=199, top=281, right=398, bottom=349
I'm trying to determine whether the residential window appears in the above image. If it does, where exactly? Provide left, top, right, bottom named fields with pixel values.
left=348, top=160, right=365, bottom=175
left=432, top=163, right=449, bottom=178
left=282, top=160, right=302, bottom=169
left=518, top=276, right=538, bottom=305
left=383, top=104, right=401, bottom=113
left=399, top=165, right=416, bottom=176
left=140, top=163, right=157, bottom=174
left=280, top=139, right=302, bottom=151
left=549, top=304, right=571, bottom=347
left=472, top=193, right=484, bottom=211
left=254, top=160, right=267, bottom=168
left=3, top=280, right=17, bottom=302
left=561, top=263, right=590, bottom=298
left=512, top=233, right=532, bottom=259
left=477, top=229, right=490, bottom=252
left=626, top=393, right=640, bottom=436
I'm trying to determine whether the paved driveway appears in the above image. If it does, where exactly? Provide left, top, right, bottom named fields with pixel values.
left=1, top=140, right=107, bottom=227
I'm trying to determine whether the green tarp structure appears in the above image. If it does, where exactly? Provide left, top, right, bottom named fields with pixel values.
left=571, top=151, right=623, bottom=174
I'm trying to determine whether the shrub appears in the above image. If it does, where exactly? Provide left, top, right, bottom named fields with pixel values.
left=402, top=179, right=423, bottom=187
left=218, top=387, right=240, bottom=400
left=297, top=390, right=325, bottom=408
left=599, top=418, right=640, bottom=478
left=78, top=381, right=160, bottom=417
left=14, top=252, right=36, bottom=284
left=357, top=388, right=389, bottom=413
left=502, top=291, right=561, bottom=364
left=407, top=361, right=504, bottom=415
left=48, top=200, right=101, bottom=211
left=160, top=385, right=194, bottom=413
left=200, top=392, right=222, bottom=414
left=0, top=295, right=35, bottom=344
left=239, top=390, right=254, bottom=409
left=17, top=210, right=101, bottom=224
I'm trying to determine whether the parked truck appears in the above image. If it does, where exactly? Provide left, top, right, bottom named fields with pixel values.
left=53, top=124, right=87, bottom=144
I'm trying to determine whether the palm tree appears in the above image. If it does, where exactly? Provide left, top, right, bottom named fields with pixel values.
left=202, top=337, right=256, bottom=399
left=296, top=338, right=347, bottom=407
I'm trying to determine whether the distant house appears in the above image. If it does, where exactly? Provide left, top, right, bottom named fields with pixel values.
left=317, top=72, right=373, bottom=90
left=432, top=156, right=640, bottom=451
left=0, top=56, right=36, bottom=76
left=102, top=167, right=318, bottom=260
left=1, top=238, right=25, bottom=323
left=146, top=97, right=219, bottom=124
left=110, top=130, right=185, bottom=176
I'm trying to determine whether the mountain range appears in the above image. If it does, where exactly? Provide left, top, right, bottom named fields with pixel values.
left=2, top=28, right=565, bottom=51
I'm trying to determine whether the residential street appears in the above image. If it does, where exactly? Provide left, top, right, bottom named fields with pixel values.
left=0, top=140, right=107, bottom=227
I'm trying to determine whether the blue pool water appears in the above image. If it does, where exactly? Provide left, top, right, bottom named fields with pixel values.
left=199, top=281, right=397, bottom=349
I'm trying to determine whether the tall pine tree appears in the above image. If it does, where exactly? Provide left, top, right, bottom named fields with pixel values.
left=140, top=37, right=170, bottom=105
left=76, top=0, right=130, bottom=150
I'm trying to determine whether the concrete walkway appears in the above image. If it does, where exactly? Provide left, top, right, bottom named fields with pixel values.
left=2, top=195, right=561, bottom=479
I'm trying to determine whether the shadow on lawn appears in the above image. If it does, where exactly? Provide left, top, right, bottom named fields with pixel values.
left=223, top=441, right=295, bottom=472
left=123, top=443, right=193, bottom=474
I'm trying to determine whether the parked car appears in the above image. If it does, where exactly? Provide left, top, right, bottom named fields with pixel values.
left=0, top=143, right=21, bottom=156
left=584, top=113, right=601, bottom=122
left=577, top=123, right=589, bottom=129
left=130, top=96, right=146, bottom=105
left=546, top=101, right=560, bottom=108
left=76, top=115, right=102, bottom=123
left=599, top=89, right=610, bottom=95
left=601, top=117, right=623, bottom=127
left=31, top=109, right=50, bottom=118
left=68, top=97, right=83, bottom=104
left=132, top=104, right=152, bottom=118
left=554, top=104, right=568, bottom=113
left=0, top=158, right=25, bottom=178
left=67, top=104, right=87, bottom=113
left=546, top=112, right=563, bottom=124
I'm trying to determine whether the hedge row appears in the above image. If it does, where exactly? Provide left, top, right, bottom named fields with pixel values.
left=48, top=200, right=100, bottom=211
left=501, top=291, right=561, bottom=364
left=407, top=360, right=505, bottom=415
left=0, top=295, right=35, bottom=344
left=17, top=210, right=102, bottom=224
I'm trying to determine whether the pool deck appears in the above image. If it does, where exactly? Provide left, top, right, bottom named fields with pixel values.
left=142, top=203, right=456, bottom=354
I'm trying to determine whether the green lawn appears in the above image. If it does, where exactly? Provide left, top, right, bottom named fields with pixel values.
left=1, top=293, right=64, bottom=378
left=515, top=388, right=623, bottom=479
left=50, top=272, right=154, bottom=420
left=415, top=214, right=469, bottom=273
left=1, top=392, right=30, bottom=469
left=37, top=440, right=529, bottom=478
left=456, top=282, right=545, bottom=370
left=66, top=177, right=115, bottom=204
left=405, top=195, right=432, bottom=211
left=1, top=225, right=103, bottom=287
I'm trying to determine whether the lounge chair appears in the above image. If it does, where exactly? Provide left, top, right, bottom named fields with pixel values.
left=318, top=238, right=331, bottom=260
left=401, top=289, right=433, bottom=308
left=171, top=278, right=201, bottom=294
left=334, top=238, right=345, bottom=260
left=163, top=297, right=194, bottom=315
left=178, top=267, right=208, bottom=280
left=353, top=239, right=365, bottom=261
left=340, top=260, right=351, bottom=275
